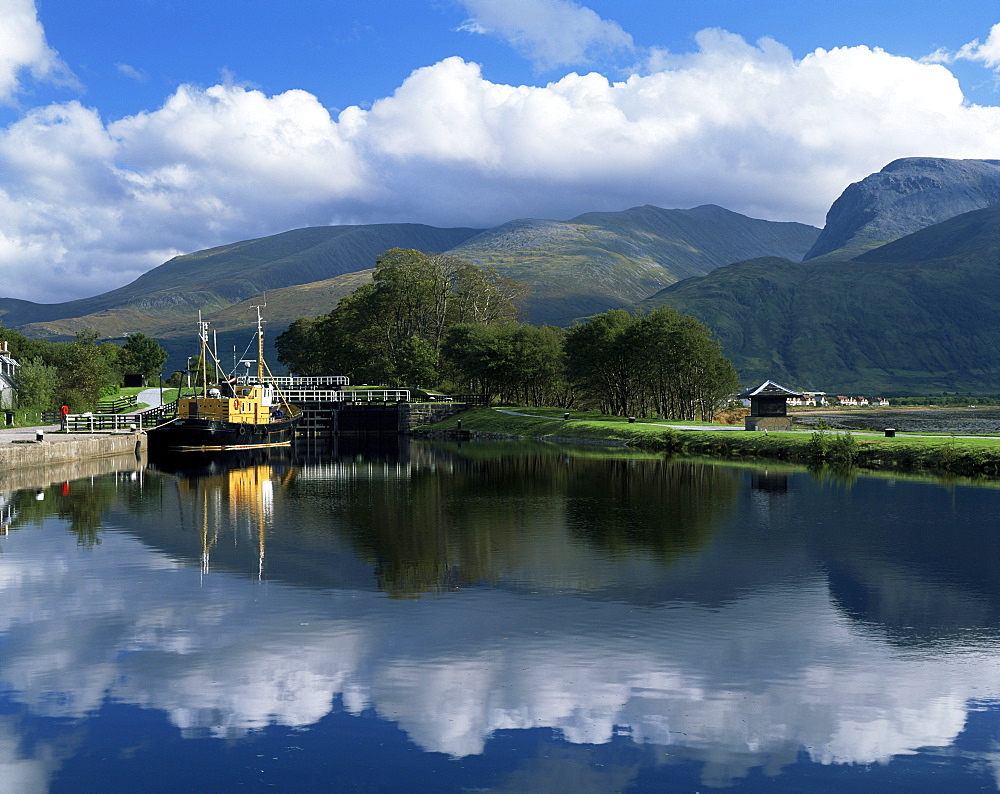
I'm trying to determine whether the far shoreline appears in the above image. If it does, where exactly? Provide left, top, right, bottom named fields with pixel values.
left=412, top=406, right=1000, bottom=479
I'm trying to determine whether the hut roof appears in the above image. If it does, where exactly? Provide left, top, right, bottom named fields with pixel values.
left=737, top=380, right=803, bottom=399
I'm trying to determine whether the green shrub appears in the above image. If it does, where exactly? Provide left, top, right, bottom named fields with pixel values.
left=829, top=432, right=859, bottom=464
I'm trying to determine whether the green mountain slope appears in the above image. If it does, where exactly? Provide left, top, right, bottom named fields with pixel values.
left=637, top=206, right=1000, bottom=393
left=1, top=205, right=818, bottom=365
left=451, top=204, right=819, bottom=326
left=19, top=270, right=375, bottom=376
left=0, top=224, right=481, bottom=329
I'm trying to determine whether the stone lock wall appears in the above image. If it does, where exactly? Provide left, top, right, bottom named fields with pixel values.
left=745, top=416, right=793, bottom=431
left=399, top=403, right=466, bottom=432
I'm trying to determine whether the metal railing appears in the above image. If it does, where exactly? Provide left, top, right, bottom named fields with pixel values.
left=450, top=394, right=490, bottom=406
left=280, top=389, right=411, bottom=403
left=65, top=413, right=152, bottom=432
left=235, top=375, right=350, bottom=387
left=54, top=402, right=177, bottom=433
left=137, top=402, right=177, bottom=423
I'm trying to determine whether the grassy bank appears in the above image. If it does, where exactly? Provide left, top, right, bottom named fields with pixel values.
left=415, top=407, right=1000, bottom=477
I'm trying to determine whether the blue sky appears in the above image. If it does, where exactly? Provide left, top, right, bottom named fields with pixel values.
left=25, top=1, right=1000, bottom=116
left=5, top=0, right=1000, bottom=302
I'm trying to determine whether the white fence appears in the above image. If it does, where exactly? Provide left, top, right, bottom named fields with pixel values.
left=279, top=389, right=410, bottom=403
left=62, top=402, right=175, bottom=433
left=235, top=375, right=350, bottom=387
left=65, top=413, right=155, bottom=432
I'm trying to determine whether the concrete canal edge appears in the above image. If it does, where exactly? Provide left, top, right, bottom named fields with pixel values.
left=0, top=431, right=147, bottom=474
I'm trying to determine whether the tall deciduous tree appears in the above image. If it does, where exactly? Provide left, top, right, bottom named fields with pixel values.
left=564, top=309, right=637, bottom=416
left=54, top=331, right=122, bottom=410
left=277, top=248, right=525, bottom=383
left=274, top=317, right=321, bottom=376
left=15, top=357, right=58, bottom=409
left=118, top=333, right=168, bottom=383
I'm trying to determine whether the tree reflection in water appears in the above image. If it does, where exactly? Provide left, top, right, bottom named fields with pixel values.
left=330, top=445, right=739, bottom=597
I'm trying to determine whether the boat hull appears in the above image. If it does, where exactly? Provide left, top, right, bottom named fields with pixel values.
left=148, top=416, right=300, bottom=452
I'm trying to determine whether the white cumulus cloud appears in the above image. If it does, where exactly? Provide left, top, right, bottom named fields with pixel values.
left=455, top=0, right=634, bottom=69
left=927, top=22, right=1000, bottom=70
left=0, top=0, right=75, bottom=104
left=3, top=6, right=1000, bottom=302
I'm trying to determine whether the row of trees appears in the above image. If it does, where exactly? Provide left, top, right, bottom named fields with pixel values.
left=2, top=326, right=167, bottom=411
left=445, top=309, right=738, bottom=419
left=278, top=248, right=739, bottom=420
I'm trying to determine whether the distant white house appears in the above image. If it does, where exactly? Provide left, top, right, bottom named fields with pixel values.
left=787, top=391, right=887, bottom=408
left=787, top=391, right=828, bottom=407
left=0, top=341, right=18, bottom=409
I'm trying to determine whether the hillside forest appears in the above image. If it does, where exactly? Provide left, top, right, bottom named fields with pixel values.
left=276, top=248, right=739, bottom=419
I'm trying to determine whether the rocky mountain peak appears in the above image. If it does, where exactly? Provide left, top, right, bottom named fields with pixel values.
left=805, top=157, right=1000, bottom=260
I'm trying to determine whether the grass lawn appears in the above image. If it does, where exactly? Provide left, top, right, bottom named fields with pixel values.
left=418, top=407, right=1000, bottom=477
left=496, top=406, right=740, bottom=427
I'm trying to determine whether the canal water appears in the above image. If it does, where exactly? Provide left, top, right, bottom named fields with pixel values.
left=3, top=439, right=1000, bottom=791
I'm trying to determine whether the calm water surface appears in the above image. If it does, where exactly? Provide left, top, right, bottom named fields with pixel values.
left=3, top=439, right=1000, bottom=791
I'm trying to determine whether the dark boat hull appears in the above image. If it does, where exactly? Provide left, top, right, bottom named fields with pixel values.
left=148, top=416, right=300, bottom=452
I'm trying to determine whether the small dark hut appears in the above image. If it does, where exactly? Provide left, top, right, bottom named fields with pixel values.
left=738, top=380, right=802, bottom=431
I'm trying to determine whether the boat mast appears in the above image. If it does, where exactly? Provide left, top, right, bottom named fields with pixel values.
left=198, top=312, right=210, bottom=396
left=252, top=301, right=265, bottom=381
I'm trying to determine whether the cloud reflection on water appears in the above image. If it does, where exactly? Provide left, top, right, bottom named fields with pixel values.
left=1, top=453, right=1000, bottom=789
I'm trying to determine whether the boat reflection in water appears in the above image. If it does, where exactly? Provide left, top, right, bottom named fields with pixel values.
left=150, top=448, right=296, bottom=578
left=5, top=444, right=1000, bottom=789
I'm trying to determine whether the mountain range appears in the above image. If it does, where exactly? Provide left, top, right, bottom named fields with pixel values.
left=5, top=156, right=1000, bottom=392
left=1, top=203, right=819, bottom=373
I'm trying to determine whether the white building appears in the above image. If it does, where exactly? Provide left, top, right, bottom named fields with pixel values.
left=0, top=341, right=18, bottom=409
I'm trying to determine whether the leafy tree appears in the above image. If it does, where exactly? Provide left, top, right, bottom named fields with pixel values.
left=274, top=317, right=321, bottom=376
left=54, top=331, right=122, bottom=410
left=15, top=357, right=59, bottom=408
left=565, top=308, right=737, bottom=420
left=627, top=308, right=738, bottom=420
left=443, top=322, right=568, bottom=406
left=564, top=310, right=637, bottom=415
left=0, top=325, right=49, bottom=362
left=277, top=248, right=525, bottom=384
left=118, top=333, right=168, bottom=383
left=396, top=335, right=438, bottom=386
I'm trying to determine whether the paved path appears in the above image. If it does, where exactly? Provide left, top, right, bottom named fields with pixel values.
left=0, top=424, right=61, bottom=443
left=135, top=388, right=165, bottom=409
